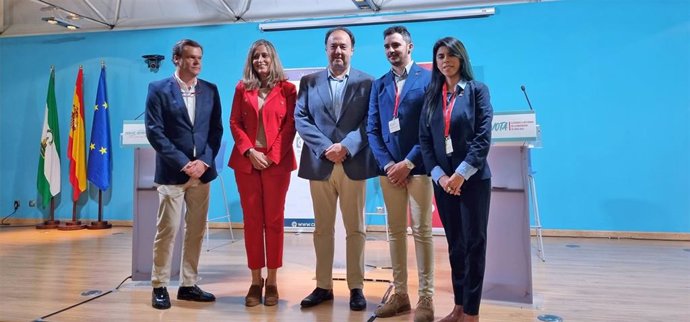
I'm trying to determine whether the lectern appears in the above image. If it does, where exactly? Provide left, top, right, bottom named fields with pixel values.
left=482, top=110, right=539, bottom=304
left=122, top=120, right=183, bottom=281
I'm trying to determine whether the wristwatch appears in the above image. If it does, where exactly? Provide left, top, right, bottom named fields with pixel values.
left=404, top=159, right=415, bottom=170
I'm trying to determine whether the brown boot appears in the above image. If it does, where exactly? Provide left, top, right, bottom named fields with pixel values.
left=438, top=305, right=464, bottom=322
left=245, top=278, right=264, bottom=307
left=264, top=284, right=279, bottom=306
left=414, top=296, right=434, bottom=322
left=374, top=293, right=411, bottom=317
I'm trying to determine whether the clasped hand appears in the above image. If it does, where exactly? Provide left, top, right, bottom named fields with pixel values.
left=247, top=148, right=273, bottom=170
left=324, top=143, right=348, bottom=164
left=440, top=173, right=464, bottom=195
left=183, top=160, right=208, bottom=179
left=386, top=161, right=411, bottom=188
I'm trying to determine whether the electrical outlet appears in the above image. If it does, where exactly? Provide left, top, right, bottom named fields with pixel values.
left=13, top=200, right=20, bottom=210
left=28, top=200, right=36, bottom=207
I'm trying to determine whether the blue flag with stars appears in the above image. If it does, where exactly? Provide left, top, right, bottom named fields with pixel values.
left=87, top=66, right=112, bottom=190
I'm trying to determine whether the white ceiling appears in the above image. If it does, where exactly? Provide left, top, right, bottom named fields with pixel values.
left=0, top=0, right=537, bottom=37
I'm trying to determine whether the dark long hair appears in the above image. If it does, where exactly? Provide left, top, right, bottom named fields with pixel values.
left=424, top=37, right=474, bottom=125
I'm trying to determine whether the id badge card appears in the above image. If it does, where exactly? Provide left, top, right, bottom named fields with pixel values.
left=388, top=118, right=401, bottom=133
left=445, top=136, right=453, bottom=154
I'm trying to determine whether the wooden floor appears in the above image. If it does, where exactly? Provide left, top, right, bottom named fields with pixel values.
left=0, top=226, right=688, bottom=322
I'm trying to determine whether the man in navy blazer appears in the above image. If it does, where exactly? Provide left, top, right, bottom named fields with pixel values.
left=366, top=26, right=435, bottom=322
left=295, top=27, right=376, bottom=311
left=145, top=39, right=223, bottom=310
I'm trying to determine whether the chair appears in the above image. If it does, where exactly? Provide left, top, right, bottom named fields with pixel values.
left=206, top=141, right=235, bottom=251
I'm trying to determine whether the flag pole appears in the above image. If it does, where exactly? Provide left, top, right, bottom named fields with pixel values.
left=87, top=190, right=111, bottom=229
left=58, top=201, right=86, bottom=230
left=60, top=65, right=87, bottom=231
left=36, top=66, right=60, bottom=230
left=36, top=197, right=60, bottom=229
left=87, top=61, right=112, bottom=230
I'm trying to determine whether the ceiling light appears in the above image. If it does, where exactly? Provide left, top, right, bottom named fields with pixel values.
left=260, top=7, right=495, bottom=31
left=42, top=16, right=80, bottom=30
left=351, top=0, right=379, bottom=11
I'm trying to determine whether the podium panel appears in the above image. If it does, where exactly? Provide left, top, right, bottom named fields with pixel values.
left=131, top=147, right=183, bottom=281
left=483, top=145, right=533, bottom=304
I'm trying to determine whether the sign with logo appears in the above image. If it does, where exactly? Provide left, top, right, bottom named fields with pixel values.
left=492, top=111, right=537, bottom=142
left=121, top=120, right=149, bottom=146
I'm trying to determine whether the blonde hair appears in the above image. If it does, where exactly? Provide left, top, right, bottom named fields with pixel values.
left=242, top=39, right=287, bottom=90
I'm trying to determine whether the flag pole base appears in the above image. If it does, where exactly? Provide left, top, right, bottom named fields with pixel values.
left=87, top=221, right=112, bottom=230
left=58, top=221, right=87, bottom=231
left=36, top=220, right=60, bottom=229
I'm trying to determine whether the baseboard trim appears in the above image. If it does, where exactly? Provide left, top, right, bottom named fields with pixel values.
left=3, top=219, right=687, bottom=241
left=532, top=229, right=690, bottom=241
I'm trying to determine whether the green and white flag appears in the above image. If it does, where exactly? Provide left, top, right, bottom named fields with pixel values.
left=37, top=68, right=61, bottom=208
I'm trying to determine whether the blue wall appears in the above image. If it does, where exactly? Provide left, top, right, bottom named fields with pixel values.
left=1, top=0, right=688, bottom=232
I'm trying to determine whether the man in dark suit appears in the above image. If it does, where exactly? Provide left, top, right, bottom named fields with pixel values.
left=366, top=26, right=435, bottom=322
left=295, top=27, right=376, bottom=311
left=145, top=39, right=223, bottom=310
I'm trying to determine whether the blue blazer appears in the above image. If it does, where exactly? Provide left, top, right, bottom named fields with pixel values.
left=145, top=76, right=224, bottom=185
left=419, top=80, right=493, bottom=181
left=367, top=63, right=431, bottom=176
left=294, top=68, right=377, bottom=181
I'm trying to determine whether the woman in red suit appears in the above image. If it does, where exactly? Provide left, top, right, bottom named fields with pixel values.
left=228, top=39, right=297, bottom=307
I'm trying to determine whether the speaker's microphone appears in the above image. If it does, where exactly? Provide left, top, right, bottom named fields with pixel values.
left=133, top=111, right=145, bottom=120
left=521, top=85, right=534, bottom=111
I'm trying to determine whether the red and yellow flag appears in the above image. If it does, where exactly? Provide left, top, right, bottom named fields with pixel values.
left=68, top=67, right=86, bottom=201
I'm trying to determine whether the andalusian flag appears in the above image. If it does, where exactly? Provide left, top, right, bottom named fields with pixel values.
left=37, top=68, right=61, bottom=208
left=87, top=66, right=112, bottom=191
left=68, top=67, right=86, bottom=201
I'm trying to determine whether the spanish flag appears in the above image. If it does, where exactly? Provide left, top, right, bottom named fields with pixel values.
left=68, top=67, right=86, bottom=201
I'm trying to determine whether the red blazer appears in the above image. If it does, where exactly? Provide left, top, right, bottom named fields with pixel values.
left=228, top=80, right=297, bottom=175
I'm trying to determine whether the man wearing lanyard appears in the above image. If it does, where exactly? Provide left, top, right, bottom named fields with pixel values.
left=145, top=39, right=223, bottom=310
left=366, top=25, right=435, bottom=322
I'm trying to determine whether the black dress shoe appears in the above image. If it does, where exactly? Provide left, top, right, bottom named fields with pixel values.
left=152, top=287, right=171, bottom=310
left=349, top=288, right=366, bottom=311
left=300, top=287, right=334, bottom=308
left=177, top=285, right=216, bottom=302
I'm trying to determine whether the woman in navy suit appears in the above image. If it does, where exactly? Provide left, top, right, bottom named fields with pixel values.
left=419, top=37, right=493, bottom=322
left=228, top=39, right=297, bottom=307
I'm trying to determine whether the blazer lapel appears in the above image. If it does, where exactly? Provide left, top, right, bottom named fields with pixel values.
left=383, top=72, right=396, bottom=113
left=339, top=69, right=361, bottom=121
left=315, top=70, right=337, bottom=122
left=398, top=64, right=421, bottom=103
left=244, top=88, right=260, bottom=114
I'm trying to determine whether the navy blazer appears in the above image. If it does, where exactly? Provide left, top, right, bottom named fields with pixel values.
left=367, top=63, right=431, bottom=176
left=145, top=76, right=224, bottom=185
left=294, top=68, right=377, bottom=181
left=419, top=80, right=493, bottom=181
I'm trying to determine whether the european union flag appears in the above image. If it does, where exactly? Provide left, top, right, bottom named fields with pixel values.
left=87, top=66, right=112, bottom=190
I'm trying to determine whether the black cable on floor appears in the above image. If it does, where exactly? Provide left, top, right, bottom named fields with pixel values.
left=0, top=208, right=17, bottom=225
left=367, top=283, right=393, bottom=322
left=34, top=275, right=132, bottom=321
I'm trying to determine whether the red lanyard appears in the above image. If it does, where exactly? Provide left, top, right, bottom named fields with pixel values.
left=393, top=81, right=401, bottom=118
left=442, top=83, right=457, bottom=137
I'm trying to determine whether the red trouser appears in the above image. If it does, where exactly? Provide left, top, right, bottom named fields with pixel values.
left=234, top=166, right=290, bottom=269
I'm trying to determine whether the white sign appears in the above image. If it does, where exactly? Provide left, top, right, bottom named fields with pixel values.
left=492, top=111, right=537, bottom=142
left=121, top=120, right=150, bottom=146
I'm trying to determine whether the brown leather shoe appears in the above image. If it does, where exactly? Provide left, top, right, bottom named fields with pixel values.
left=375, top=293, right=411, bottom=317
left=414, top=296, right=434, bottom=322
left=438, top=305, right=464, bottom=322
left=264, top=284, right=279, bottom=306
left=245, top=278, right=264, bottom=307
